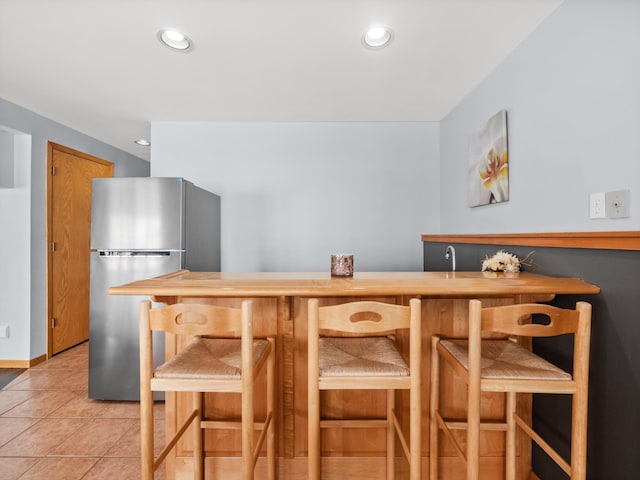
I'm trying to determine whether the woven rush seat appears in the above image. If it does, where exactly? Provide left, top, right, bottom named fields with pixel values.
left=319, top=337, right=410, bottom=377
left=439, top=339, right=571, bottom=381
left=155, top=338, right=270, bottom=379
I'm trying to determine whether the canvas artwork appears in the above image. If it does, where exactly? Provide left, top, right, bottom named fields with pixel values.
left=468, top=109, right=509, bottom=207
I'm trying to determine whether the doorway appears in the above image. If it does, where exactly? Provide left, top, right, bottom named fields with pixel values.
left=46, top=142, right=113, bottom=356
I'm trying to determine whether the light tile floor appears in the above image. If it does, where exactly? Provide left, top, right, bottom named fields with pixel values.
left=0, top=342, right=165, bottom=480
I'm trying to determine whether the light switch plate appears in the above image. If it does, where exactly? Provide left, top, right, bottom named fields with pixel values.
left=590, top=192, right=606, bottom=219
left=606, top=189, right=630, bottom=218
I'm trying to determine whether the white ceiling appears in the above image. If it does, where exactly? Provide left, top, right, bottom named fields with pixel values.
left=0, top=0, right=563, bottom=162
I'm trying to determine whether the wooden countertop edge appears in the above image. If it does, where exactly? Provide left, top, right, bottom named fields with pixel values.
left=421, top=231, right=640, bottom=251
left=109, top=288, right=599, bottom=297
left=108, top=273, right=600, bottom=297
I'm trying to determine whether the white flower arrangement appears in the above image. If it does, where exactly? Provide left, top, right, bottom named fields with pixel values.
left=481, top=250, right=525, bottom=273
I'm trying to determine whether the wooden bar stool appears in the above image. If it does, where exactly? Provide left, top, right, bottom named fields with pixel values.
left=430, top=300, right=592, bottom=480
left=139, top=300, right=276, bottom=480
left=307, top=298, right=421, bottom=480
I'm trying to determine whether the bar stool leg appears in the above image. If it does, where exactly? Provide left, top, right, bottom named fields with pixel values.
left=410, top=369, right=421, bottom=480
left=572, top=386, right=589, bottom=480
left=429, top=337, right=440, bottom=480
left=308, top=302, right=321, bottom=480
left=193, top=392, right=204, bottom=480
left=308, top=387, right=320, bottom=480
left=140, top=385, right=154, bottom=480
left=267, top=339, right=276, bottom=480
left=505, top=391, right=516, bottom=480
left=242, top=383, right=254, bottom=480
left=387, top=389, right=395, bottom=480
left=466, top=383, right=480, bottom=480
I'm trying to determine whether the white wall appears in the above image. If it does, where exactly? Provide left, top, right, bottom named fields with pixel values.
left=439, top=0, right=640, bottom=233
left=151, top=122, right=439, bottom=272
left=0, top=131, right=30, bottom=360
left=0, top=98, right=149, bottom=361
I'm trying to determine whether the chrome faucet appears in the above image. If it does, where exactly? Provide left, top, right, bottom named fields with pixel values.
left=445, top=245, right=456, bottom=271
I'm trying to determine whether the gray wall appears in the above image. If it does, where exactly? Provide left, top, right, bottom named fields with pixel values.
left=0, top=130, right=14, bottom=188
left=150, top=121, right=439, bottom=272
left=0, top=97, right=149, bottom=361
left=439, top=0, right=640, bottom=233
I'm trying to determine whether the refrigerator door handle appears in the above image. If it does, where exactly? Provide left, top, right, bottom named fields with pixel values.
left=98, top=251, right=173, bottom=258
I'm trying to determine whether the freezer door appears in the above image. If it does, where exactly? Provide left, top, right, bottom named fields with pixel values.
left=89, top=250, right=182, bottom=401
left=90, top=177, right=186, bottom=250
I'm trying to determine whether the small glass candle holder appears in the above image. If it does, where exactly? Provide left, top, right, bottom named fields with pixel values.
left=331, top=254, right=354, bottom=277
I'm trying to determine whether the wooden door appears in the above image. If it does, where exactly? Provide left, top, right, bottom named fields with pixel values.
left=47, top=143, right=113, bottom=356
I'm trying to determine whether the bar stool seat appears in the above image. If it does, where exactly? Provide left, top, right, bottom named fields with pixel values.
left=155, top=338, right=270, bottom=380
left=438, top=339, right=571, bottom=381
left=318, top=337, right=410, bottom=377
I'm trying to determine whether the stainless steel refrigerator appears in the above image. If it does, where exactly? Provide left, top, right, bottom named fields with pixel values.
left=89, top=177, right=220, bottom=400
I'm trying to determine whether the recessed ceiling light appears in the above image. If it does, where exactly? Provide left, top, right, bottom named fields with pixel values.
left=362, top=26, right=393, bottom=49
left=134, top=139, right=151, bottom=146
left=157, top=29, right=193, bottom=52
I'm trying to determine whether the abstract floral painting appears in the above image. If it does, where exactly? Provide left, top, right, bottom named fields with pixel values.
left=468, top=109, right=509, bottom=206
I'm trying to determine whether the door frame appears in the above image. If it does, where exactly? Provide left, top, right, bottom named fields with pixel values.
left=46, top=142, right=114, bottom=358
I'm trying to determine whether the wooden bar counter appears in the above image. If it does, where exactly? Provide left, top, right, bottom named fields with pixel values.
left=109, top=271, right=599, bottom=480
